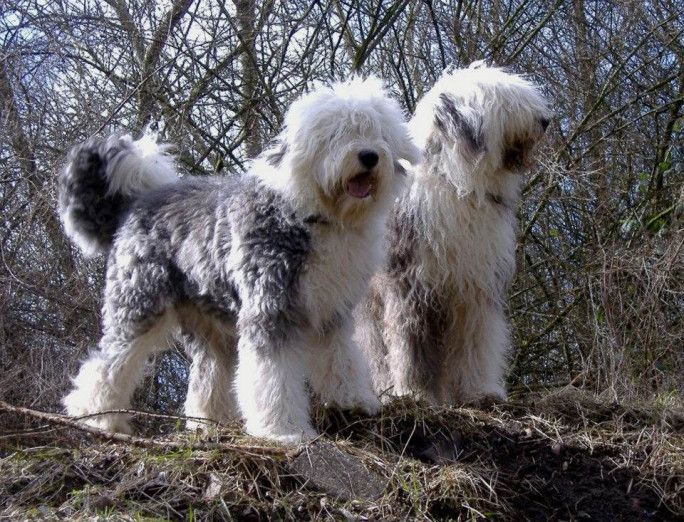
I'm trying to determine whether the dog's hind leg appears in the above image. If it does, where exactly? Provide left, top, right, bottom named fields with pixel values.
left=62, top=312, right=176, bottom=433
left=382, top=285, right=446, bottom=404
left=179, top=310, right=239, bottom=430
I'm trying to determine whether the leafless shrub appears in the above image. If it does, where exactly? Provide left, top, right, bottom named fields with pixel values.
left=0, top=0, right=681, bottom=413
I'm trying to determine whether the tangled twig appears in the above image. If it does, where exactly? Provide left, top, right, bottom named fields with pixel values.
left=0, top=400, right=287, bottom=457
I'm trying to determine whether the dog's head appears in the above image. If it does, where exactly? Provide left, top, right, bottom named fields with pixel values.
left=412, top=62, right=551, bottom=192
left=259, top=77, right=420, bottom=225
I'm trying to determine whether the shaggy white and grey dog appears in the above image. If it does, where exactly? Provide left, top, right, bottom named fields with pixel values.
left=59, top=77, right=420, bottom=443
left=358, top=63, right=551, bottom=405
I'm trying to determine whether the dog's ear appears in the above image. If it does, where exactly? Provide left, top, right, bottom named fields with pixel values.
left=395, top=131, right=422, bottom=165
left=434, top=93, right=484, bottom=157
left=372, top=94, right=422, bottom=165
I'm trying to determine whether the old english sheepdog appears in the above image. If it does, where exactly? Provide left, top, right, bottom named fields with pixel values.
left=357, top=63, right=551, bottom=405
left=59, top=77, right=420, bottom=443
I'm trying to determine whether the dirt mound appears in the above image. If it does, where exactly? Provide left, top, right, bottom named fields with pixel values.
left=1, top=394, right=681, bottom=520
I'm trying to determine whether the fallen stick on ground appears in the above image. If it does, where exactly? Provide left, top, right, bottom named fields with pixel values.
left=0, top=400, right=287, bottom=457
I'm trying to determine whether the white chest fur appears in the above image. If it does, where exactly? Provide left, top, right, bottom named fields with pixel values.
left=301, top=224, right=383, bottom=332
left=412, top=180, right=518, bottom=300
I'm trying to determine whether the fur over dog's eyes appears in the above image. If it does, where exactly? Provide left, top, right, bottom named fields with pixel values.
left=435, top=93, right=483, bottom=154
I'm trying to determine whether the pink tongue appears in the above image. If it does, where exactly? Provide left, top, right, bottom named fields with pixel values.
left=347, top=174, right=372, bottom=198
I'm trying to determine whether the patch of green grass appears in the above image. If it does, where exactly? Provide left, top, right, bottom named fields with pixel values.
left=2, top=391, right=682, bottom=520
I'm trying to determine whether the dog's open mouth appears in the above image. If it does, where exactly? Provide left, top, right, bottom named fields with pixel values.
left=346, top=171, right=374, bottom=198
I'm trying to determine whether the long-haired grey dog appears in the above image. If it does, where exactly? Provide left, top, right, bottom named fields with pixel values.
left=357, top=63, right=551, bottom=405
left=60, top=77, right=420, bottom=443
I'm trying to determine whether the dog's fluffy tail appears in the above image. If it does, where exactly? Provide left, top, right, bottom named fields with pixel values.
left=58, top=134, right=178, bottom=257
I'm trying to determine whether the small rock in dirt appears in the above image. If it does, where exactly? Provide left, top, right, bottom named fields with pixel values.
left=414, top=430, right=463, bottom=464
left=290, top=441, right=387, bottom=501
left=202, top=472, right=222, bottom=501
left=90, top=494, right=115, bottom=510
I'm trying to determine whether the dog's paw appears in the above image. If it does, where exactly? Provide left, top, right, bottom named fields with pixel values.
left=323, top=390, right=382, bottom=417
left=380, top=393, right=395, bottom=405
left=271, top=430, right=318, bottom=445
left=353, top=393, right=382, bottom=416
left=246, top=424, right=317, bottom=445
left=185, top=419, right=216, bottom=433
left=64, top=398, right=132, bottom=434
left=82, top=414, right=133, bottom=434
left=465, top=391, right=507, bottom=410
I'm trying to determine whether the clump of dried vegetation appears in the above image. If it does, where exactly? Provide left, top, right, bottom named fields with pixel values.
left=1, top=1, right=682, bottom=519
left=1, top=388, right=681, bottom=520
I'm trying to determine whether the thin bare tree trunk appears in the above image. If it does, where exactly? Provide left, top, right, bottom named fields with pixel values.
left=236, top=0, right=260, bottom=157
left=135, top=0, right=195, bottom=131
left=0, top=62, right=74, bottom=273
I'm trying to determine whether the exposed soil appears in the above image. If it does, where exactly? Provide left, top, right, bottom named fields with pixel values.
left=1, top=389, right=682, bottom=520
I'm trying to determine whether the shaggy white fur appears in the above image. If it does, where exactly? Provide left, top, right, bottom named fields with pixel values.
left=62, top=311, right=177, bottom=433
left=59, top=76, right=419, bottom=443
left=358, top=63, right=551, bottom=404
left=252, top=76, right=419, bottom=226
left=225, top=78, right=419, bottom=441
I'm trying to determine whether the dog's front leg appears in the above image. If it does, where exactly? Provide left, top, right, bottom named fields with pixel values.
left=442, top=301, right=509, bottom=403
left=234, top=330, right=316, bottom=444
left=307, top=319, right=381, bottom=415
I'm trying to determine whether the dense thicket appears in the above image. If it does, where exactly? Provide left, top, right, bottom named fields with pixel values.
left=1, top=0, right=682, bottom=412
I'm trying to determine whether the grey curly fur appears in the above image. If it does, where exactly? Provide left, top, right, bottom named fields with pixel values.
left=61, top=141, right=319, bottom=430
left=59, top=138, right=132, bottom=254
left=59, top=77, right=420, bottom=443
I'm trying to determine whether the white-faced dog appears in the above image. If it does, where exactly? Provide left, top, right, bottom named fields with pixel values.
left=60, top=77, right=420, bottom=443
left=358, top=63, right=551, bottom=405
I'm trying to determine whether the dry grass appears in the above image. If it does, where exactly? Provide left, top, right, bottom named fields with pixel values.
left=1, top=387, right=682, bottom=520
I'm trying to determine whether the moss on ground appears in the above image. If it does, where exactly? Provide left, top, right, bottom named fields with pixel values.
left=1, top=388, right=682, bottom=520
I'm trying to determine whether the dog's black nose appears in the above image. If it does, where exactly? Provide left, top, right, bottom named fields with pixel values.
left=540, top=117, right=550, bottom=131
left=358, top=150, right=379, bottom=168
